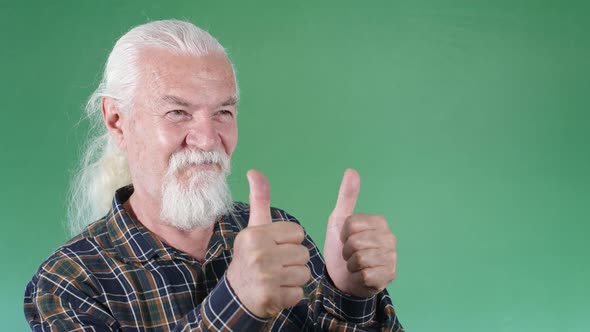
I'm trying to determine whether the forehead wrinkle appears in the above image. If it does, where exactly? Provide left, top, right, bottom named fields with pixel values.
left=161, top=95, right=192, bottom=107
left=136, top=50, right=237, bottom=110
left=158, top=94, right=238, bottom=111
left=146, top=67, right=228, bottom=95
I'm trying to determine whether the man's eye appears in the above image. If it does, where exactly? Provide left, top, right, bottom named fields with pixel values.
left=166, top=110, right=190, bottom=120
left=217, top=110, right=234, bottom=117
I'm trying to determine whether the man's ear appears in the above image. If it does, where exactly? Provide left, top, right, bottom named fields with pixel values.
left=102, top=97, right=126, bottom=150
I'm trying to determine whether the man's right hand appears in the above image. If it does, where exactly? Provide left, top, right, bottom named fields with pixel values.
left=226, top=170, right=311, bottom=318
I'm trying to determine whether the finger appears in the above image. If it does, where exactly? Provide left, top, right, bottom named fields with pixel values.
left=277, top=286, right=305, bottom=310
left=341, top=230, right=381, bottom=260
left=331, top=169, right=360, bottom=219
left=341, top=225, right=395, bottom=260
left=269, top=222, right=306, bottom=245
left=346, top=249, right=396, bottom=273
left=279, top=265, right=311, bottom=287
left=273, top=243, right=310, bottom=265
left=350, top=266, right=395, bottom=295
left=247, top=169, right=272, bottom=227
left=340, top=213, right=391, bottom=243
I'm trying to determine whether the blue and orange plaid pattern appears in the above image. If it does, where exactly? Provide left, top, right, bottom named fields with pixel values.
left=24, top=185, right=404, bottom=331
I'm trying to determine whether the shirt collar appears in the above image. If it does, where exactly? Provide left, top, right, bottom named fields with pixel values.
left=105, top=185, right=241, bottom=264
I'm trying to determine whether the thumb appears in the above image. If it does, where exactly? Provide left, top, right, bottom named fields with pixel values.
left=331, top=168, right=360, bottom=220
left=247, top=169, right=272, bottom=227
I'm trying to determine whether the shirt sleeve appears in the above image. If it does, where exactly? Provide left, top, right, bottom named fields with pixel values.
left=312, top=272, right=405, bottom=331
left=172, top=274, right=269, bottom=331
left=24, top=259, right=268, bottom=332
left=273, top=208, right=405, bottom=332
left=24, top=262, right=121, bottom=332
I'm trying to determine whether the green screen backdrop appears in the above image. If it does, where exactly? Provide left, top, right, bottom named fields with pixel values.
left=1, top=1, right=588, bottom=331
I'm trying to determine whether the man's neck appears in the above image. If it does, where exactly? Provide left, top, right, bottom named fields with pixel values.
left=124, top=189, right=215, bottom=262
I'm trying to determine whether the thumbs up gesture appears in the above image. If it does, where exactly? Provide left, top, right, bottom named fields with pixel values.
left=227, top=170, right=311, bottom=318
left=324, top=169, right=398, bottom=297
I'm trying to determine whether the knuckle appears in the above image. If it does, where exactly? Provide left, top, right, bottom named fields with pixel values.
left=349, top=218, right=363, bottom=233
left=386, top=253, right=396, bottom=268
left=375, top=215, right=389, bottom=228
left=346, top=257, right=356, bottom=272
left=360, top=269, right=379, bottom=290
left=293, top=287, right=304, bottom=301
left=360, top=269, right=372, bottom=283
left=251, top=250, right=270, bottom=268
left=341, top=246, right=353, bottom=261
left=348, top=235, right=362, bottom=251
left=294, top=224, right=305, bottom=241
left=233, top=232, right=246, bottom=247
left=293, top=266, right=310, bottom=285
left=283, top=287, right=303, bottom=308
left=282, top=223, right=305, bottom=241
left=296, top=286, right=304, bottom=299
left=294, top=288, right=305, bottom=304
left=273, top=220, right=288, bottom=227
left=240, top=229, right=264, bottom=246
left=374, top=214, right=386, bottom=223
left=300, top=246, right=311, bottom=262
left=346, top=214, right=359, bottom=223
left=259, top=289, right=273, bottom=307
left=354, top=252, right=366, bottom=268
left=389, top=233, right=397, bottom=247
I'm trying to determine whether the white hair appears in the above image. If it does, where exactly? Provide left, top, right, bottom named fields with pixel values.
left=68, top=20, right=234, bottom=236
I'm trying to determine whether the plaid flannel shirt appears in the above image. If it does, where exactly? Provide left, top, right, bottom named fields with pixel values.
left=24, top=185, right=404, bottom=331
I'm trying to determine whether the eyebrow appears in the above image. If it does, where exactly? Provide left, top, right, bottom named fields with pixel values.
left=161, top=95, right=191, bottom=107
left=160, top=95, right=239, bottom=108
left=221, top=96, right=239, bottom=107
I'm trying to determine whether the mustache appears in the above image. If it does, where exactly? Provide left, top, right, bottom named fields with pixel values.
left=168, top=150, right=230, bottom=172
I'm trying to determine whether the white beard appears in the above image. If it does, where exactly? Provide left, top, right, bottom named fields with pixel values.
left=160, top=149, right=233, bottom=231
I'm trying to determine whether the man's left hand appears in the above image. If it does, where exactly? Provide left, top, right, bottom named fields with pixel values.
left=323, top=169, right=398, bottom=298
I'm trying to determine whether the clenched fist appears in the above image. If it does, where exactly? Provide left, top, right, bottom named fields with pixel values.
left=227, top=170, right=311, bottom=318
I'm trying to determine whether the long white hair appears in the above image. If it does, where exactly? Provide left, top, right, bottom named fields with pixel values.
left=68, top=20, right=233, bottom=236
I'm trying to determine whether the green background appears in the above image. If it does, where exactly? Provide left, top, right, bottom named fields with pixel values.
left=1, top=1, right=588, bottom=331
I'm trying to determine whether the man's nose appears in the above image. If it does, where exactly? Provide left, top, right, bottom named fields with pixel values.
left=185, top=118, right=219, bottom=151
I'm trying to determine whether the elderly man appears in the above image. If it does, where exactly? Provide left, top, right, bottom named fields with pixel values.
left=24, top=20, right=404, bottom=331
